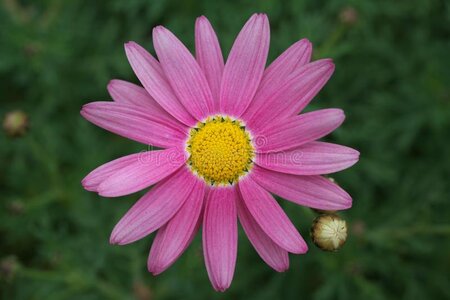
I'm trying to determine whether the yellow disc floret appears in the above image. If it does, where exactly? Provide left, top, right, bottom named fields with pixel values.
left=186, top=115, right=254, bottom=186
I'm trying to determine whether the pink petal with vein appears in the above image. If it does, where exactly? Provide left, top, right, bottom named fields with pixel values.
left=256, top=109, right=345, bottom=153
left=236, top=192, right=289, bottom=272
left=110, top=167, right=197, bottom=245
left=148, top=180, right=205, bottom=275
left=153, top=26, right=214, bottom=120
left=251, top=165, right=352, bottom=210
left=247, top=59, right=335, bottom=132
left=242, top=39, right=312, bottom=122
left=256, top=141, right=360, bottom=175
left=195, top=16, right=224, bottom=112
left=97, top=148, right=187, bottom=197
left=81, top=101, right=187, bottom=148
left=125, top=41, right=196, bottom=126
left=82, top=152, right=145, bottom=192
left=203, top=187, right=238, bottom=292
left=107, top=79, right=171, bottom=118
left=219, top=13, right=270, bottom=117
left=238, top=177, right=308, bottom=254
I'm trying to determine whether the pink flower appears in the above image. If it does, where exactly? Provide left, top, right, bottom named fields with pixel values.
left=81, top=13, right=359, bottom=292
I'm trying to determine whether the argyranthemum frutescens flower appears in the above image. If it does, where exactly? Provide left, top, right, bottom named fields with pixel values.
left=81, top=13, right=359, bottom=292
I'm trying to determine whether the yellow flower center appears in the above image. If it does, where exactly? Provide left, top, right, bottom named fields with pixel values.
left=186, top=115, right=254, bottom=186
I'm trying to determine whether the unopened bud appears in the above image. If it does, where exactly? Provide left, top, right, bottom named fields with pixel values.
left=351, top=220, right=365, bottom=238
left=133, top=281, right=152, bottom=300
left=311, top=214, right=347, bottom=251
left=7, top=200, right=25, bottom=215
left=339, top=7, right=358, bottom=25
left=3, top=110, right=28, bottom=137
left=0, top=256, right=19, bottom=281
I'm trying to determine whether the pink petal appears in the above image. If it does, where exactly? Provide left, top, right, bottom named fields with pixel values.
left=251, top=165, right=352, bottom=210
left=82, top=152, right=144, bottom=192
left=238, top=177, right=308, bottom=254
left=236, top=192, right=289, bottom=272
left=107, top=79, right=171, bottom=118
left=97, top=148, right=187, bottom=197
left=219, top=13, right=270, bottom=117
left=124, top=41, right=196, bottom=126
left=256, top=141, right=360, bottom=175
left=81, top=101, right=187, bottom=148
left=195, top=16, right=224, bottom=112
left=148, top=181, right=205, bottom=275
left=153, top=26, right=214, bottom=120
left=110, top=167, right=198, bottom=245
left=242, top=39, right=312, bottom=122
left=246, top=59, right=335, bottom=132
left=255, top=109, right=345, bottom=153
left=203, top=187, right=238, bottom=292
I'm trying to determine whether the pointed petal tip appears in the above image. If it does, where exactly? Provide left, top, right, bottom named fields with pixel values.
left=196, top=15, right=209, bottom=23
left=324, top=60, right=335, bottom=74
left=124, top=41, right=144, bottom=55
left=150, top=270, right=162, bottom=276
left=299, top=37, right=312, bottom=44
left=273, top=261, right=289, bottom=272
left=342, top=198, right=353, bottom=210
left=152, top=25, right=166, bottom=35
left=106, top=80, right=115, bottom=92
left=314, top=108, right=345, bottom=125
left=314, top=59, right=335, bottom=76
left=147, top=264, right=163, bottom=276
left=312, top=58, right=334, bottom=71
left=254, top=12, right=268, bottom=18
left=292, top=243, right=309, bottom=255
left=295, top=38, right=313, bottom=50
left=349, top=148, right=360, bottom=161
left=124, top=41, right=137, bottom=49
left=213, top=284, right=230, bottom=293
left=255, top=13, right=269, bottom=25
left=109, top=235, right=119, bottom=245
left=80, top=106, right=89, bottom=118
left=80, top=178, right=96, bottom=192
left=328, top=61, right=336, bottom=73
left=247, top=12, right=268, bottom=23
left=109, top=230, right=128, bottom=245
left=330, top=108, right=346, bottom=122
left=107, top=79, right=123, bottom=90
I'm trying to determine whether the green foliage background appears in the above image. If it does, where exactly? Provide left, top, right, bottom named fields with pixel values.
left=1, top=0, right=449, bottom=299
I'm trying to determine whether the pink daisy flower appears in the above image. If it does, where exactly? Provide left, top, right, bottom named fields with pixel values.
left=81, top=13, right=359, bottom=291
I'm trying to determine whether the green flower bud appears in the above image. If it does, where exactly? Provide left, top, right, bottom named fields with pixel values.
left=3, top=110, right=28, bottom=137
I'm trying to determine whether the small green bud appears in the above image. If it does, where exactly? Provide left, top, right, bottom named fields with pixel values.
left=3, top=110, right=28, bottom=137
left=0, top=256, right=19, bottom=282
left=339, top=7, right=358, bottom=25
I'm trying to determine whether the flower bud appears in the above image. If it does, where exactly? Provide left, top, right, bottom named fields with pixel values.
left=311, top=214, right=347, bottom=251
left=339, top=7, right=358, bottom=26
left=133, top=281, right=152, bottom=300
left=0, top=256, right=19, bottom=282
left=3, top=110, right=28, bottom=137
left=7, top=200, right=25, bottom=215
